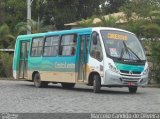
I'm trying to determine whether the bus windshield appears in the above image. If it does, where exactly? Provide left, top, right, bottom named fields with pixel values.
left=100, top=30, right=146, bottom=61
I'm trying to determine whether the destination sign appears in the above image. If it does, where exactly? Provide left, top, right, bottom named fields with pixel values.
left=107, top=33, right=128, bottom=40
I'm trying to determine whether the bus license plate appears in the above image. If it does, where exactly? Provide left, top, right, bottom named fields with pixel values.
left=128, top=82, right=135, bottom=86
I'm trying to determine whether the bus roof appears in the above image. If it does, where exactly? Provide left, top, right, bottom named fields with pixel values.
left=17, top=28, right=92, bottom=38
left=17, top=27, right=134, bottom=39
left=92, top=27, right=135, bottom=35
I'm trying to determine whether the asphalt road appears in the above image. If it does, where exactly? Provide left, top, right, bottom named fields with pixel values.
left=0, top=80, right=159, bottom=113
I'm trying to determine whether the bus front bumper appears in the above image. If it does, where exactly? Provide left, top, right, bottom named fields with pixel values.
left=102, top=70, right=149, bottom=87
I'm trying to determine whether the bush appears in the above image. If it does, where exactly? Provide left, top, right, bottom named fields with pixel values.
left=150, top=41, right=160, bottom=83
left=0, top=52, right=13, bottom=77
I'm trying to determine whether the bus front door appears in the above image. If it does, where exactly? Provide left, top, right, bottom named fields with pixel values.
left=19, top=41, right=30, bottom=79
left=78, top=35, right=90, bottom=82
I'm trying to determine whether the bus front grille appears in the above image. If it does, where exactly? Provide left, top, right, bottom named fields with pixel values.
left=120, top=70, right=141, bottom=74
left=120, top=70, right=141, bottom=77
left=120, top=77, right=140, bottom=85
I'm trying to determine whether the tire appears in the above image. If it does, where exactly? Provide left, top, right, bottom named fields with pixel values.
left=93, top=75, right=101, bottom=93
left=61, top=83, right=75, bottom=89
left=33, top=73, right=48, bottom=88
left=128, top=86, right=137, bottom=93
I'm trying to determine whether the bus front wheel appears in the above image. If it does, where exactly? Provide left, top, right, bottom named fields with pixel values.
left=128, top=86, right=137, bottom=93
left=33, top=73, right=48, bottom=88
left=93, top=75, right=101, bottom=93
left=61, top=83, right=75, bottom=89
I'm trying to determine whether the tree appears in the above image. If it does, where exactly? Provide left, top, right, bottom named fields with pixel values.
left=101, top=0, right=128, bottom=15
left=141, top=10, right=160, bottom=38
left=120, top=0, right=160, bottom=19
left=43, top=0, right=104, bottom=29
left=32, top=0, right=47, bottom=21
left=0, top=24, right=15, bottom=48
left=3, top=0, right=26, bottom=34
left=77, top=15, right=119, bottom=28
left=0, top=52, right=13, bottom=77
left=28, top=19, right=46, bottom=34
left=0, top=0, right=5, bottom=24
left=15, top=19, right=56, bottom=35
left=1, top=0, right=106, bottom=30
left=120, top=0, right=160, bottom=36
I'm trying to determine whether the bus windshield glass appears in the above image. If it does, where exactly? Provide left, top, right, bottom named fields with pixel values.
left=101, top=30, right=146, bottom=61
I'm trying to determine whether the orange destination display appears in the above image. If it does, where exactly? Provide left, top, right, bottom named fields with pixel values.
left=107, top=33, right=128, bottom=40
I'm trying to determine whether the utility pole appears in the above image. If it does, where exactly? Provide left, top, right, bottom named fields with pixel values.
left=27, top=0, right=33, bottom=34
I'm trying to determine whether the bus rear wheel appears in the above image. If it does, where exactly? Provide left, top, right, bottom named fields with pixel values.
left=61, top=83, right=75, bottom=89
left=128, top=86, right=137, bottom=93
left=33, top=73, right=48, bottom=88
left=93, top=75, right=101, bottom=93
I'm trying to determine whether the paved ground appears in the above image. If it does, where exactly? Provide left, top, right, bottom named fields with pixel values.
left=0, top=80, right=159, bottom=113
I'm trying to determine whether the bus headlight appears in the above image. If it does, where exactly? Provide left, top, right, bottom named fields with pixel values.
left=143, top=68, right=149, bottom=75
left=108, top=63, right=120, bottom=73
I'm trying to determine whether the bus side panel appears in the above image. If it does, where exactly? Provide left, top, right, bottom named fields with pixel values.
left=28, top=57, right=42, bottom=80
left=28, top=56, right=76, bottom=83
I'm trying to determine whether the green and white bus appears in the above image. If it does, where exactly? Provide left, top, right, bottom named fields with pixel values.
left=13, top=27, right=149, bottom=93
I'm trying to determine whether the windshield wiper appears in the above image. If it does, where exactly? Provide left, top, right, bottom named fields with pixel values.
left=119, top=47, right=124, bottom=60
left=119, top=41, right=141, bottom=61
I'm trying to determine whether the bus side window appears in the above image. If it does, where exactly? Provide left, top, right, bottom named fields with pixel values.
left=90, top=32, right=103, bottom=61
left=43, top=36, right=59, bottom=57
left=60, top=34, right=77, bottom=56
left=31, top=37, right=43, bottom=57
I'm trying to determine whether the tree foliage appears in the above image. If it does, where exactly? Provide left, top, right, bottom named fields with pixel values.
left=101, top=0, right=128, bottom=14
left=0, top=24, right=14, bottom=48
left=120, top=0, right=160, bottom=37
left=1, top=0, right=26, bottom=33
left=42, top=0, right=104, bottom=29
left=0, top=52, right=13, bottom=77
left=150, top=41, right=160, bottom=83
left=77, top=15, right=118, bottom=28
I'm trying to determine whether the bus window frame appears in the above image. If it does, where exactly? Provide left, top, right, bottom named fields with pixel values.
left=30, top=36, right=44, bottom=57
left=59, top=33, right=77, bottom=57
left=43, top=35, right=60, bottom=57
